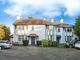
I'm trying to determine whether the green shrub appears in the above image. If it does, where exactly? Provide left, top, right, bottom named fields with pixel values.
left=65, top=40, right=72, bottom=44
left=57, top=44, right=65, bottom=48
left=48, top=40, right=54, bottom=47
left=36, top=40, right=41, bottom=46
left=22, top=40, right=29, bottom=46
left=52, top=41, right=58, bottom=47
left=41, top=39, right=49, bottom=47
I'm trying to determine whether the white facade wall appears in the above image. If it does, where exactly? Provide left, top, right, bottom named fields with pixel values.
left=26, top=25, right=46, bottom=40
left=53, top=26, right=74, bottom=44
left=60, top=27, right=65, bottom=43
left=61, top=28, right=73, bottom=44
left=53, top=27, right=56, bottom=41
left=13, top=25, right=46, bottom=44
left=13, top=24, right=75, bottom=44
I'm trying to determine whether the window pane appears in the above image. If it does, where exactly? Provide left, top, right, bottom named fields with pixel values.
left=67, top=29, right=69, bottom=32
left=69, top=29, right=72, bottom=32
left=32, top=26, right=34, bottom=30
left=18, top=26, right=20, bottom=30
left=58, top=28, right=60, bottom=32
left=65, top=36, right=66, bottom=41
left=26, top=26, right=28, bottom=29
left=22, top=26, right=24, bottom=30
left=67, top=36, right=69, bottom=40
left=25, top=35, right=27, bottom=40
left=18, top=35, right=25, bottom=41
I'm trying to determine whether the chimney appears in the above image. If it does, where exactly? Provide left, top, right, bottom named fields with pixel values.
left=51, top=17, right=54, bottom=22
left=28, top=16, right=33, bottom=19
left=60, top=18, right=64, bottom=23
left=43, top=17, right=46, bottom=20
left=16, top=15, right=21, bottom=20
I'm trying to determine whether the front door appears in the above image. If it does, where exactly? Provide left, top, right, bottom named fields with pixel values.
left=56, top=37, right=61, bottom=44
left=31, top=37, right=35, bottom=45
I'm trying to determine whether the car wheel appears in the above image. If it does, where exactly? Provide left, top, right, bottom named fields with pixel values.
left=69, top=45, right=73, bottom=48
left=1, top=46, right=4, bottom=50
left=75, top=47, right=80, bottom=50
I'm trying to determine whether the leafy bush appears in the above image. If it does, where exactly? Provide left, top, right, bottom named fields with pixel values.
left=36, top=40, right=41, bottom=46
left=41, top=40, right=59, bottom=47
left=57, top=44, right=65, bottom=48
left=41, top=39, right=49, bottom=47
left=52, top=41, right=58, bottom=47
left=22, top=40, right=29, bottom=46
left=65, top=40, right=72, bottom=44
left=36, top=39, right=60, bottom=47
left=48, top=40, right=54, bottom=47
left=13, top=42, right=19, bottom=46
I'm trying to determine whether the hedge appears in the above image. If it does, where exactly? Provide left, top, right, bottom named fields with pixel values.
left=22, top=40, right=29, bottom=46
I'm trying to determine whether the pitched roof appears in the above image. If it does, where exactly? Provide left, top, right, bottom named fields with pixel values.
left=54, top=23, right=73, bottom=28
left=13, top=17, right=73, bottom=27
left=28, top=33, right=38, bottom=37
left=13, top=17, right=53, bottom=25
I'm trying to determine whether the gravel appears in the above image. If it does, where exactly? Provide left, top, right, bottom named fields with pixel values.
left=0, top=46, right=80, bottom=60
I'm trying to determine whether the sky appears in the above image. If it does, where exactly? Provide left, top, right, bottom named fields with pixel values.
left=0, top=0, right=80, bottom=34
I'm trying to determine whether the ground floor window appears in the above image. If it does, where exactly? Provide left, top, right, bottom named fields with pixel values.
left=65, top=36, right=66, bottom=41
left=67, top=36, right=69, bottom=40
left=18, top=35, right=27, bottom=41
left=65, top=36, right=72, bottom=42
left=69, top=36, right=72, bottom=40
left=51, top=35, right=53, bottom=40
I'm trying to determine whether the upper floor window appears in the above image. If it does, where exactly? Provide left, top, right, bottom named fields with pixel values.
left=67, top=29, right=69, bottom=32
left=26, top=26, right=28, bottom=29
left=18, top=26, right=21, bottom=30
left=17, top=26, right=24, bottom=30
left=58, top=28, right=60, bottom=32
left=63, top=28, right=66, bottom=32
left=65, top=29, right=66, bottom=32
left=67, top=28, right=72, bottom=32
left=69, top=29, right=72, bottom=32
left=22, top=26, right=24, bottom=30
left=32, top=26, right=34, bottom=30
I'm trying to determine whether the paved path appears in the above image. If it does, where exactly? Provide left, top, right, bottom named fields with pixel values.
left=0, top=46, right=80, bottom=60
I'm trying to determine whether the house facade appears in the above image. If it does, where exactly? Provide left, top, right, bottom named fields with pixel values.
left=13, top=16, right=76, bottom=45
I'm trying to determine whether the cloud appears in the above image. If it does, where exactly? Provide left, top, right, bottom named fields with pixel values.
left=64, top=0, right=80, bottom=17
left=4, top=0, right=80, bottom=18
left=4, top=5, right=28, bottom=16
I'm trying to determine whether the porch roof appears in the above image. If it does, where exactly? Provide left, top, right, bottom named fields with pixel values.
left=28, top=33, right=38, bottom=37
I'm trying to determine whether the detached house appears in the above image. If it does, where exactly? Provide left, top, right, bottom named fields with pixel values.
left=13, top=16, right=75, bottom=45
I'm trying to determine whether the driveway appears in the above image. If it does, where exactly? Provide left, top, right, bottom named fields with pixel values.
left=0, top=46, right=80, bottom=60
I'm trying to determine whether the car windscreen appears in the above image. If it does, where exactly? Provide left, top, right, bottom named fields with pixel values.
left=76, top=42, right=80, bottom=44
left=0, top=41, right=8, bottom=43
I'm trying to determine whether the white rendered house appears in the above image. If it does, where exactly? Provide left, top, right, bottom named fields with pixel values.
left=13, top=16, right=75, bottom=45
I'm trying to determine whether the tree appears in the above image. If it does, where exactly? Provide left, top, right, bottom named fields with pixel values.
left=4, top=27, right=11, bottom=40
left=74, top=16, right=80, bottom=40
left=0, top=24, right=11, bottom=40
left=0, top=29, right=5, bottom=40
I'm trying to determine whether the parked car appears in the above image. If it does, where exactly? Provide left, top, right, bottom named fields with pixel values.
left=0, top=40, right=11, bottom=49
left=65, top=43, right=74, bottom=48
left=75, top=41, right=80, bottom=49
left=65, top=40, right=75, bottom=48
